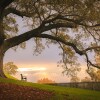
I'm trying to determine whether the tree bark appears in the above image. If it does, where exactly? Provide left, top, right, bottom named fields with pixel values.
left=0, top=46, right=6, bottom=78
left=0, top=2, right=7, bottom=78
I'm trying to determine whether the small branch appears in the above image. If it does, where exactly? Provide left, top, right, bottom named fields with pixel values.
left=91, top=24, right=100, bottom=27
left=42, top=14, right=100, bottom=27
left=85, top=53, right=90, bottom=69
left=85, top=53, right=100, bottom=69
left=84, top=46, right=100, bottom=52
left=33, top=2, right=42, bottom=24
left=58, top=42, right=68, bottom=68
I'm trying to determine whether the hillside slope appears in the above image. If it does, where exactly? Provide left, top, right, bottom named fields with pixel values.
left=0, top=78, right=100, bottom=100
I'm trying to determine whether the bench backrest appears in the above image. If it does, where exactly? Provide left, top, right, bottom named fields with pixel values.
left=20, top=74, right=27, bottom=81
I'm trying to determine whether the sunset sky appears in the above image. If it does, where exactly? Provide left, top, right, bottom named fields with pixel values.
left=4, top=38, right=88, bottom=83
left=4, top=42, right=69, bottom=82
left=4, top=17, right=88, bottom=83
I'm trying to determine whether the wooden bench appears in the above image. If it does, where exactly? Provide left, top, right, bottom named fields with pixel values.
left=20, top=74, right=27, bottom=81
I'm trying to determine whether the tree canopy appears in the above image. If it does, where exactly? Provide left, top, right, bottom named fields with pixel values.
left=86, top=68, right=100, bottom=81
left=0, top=0, right=100, bottom=77
left=4, top=62, right=18, bottom=75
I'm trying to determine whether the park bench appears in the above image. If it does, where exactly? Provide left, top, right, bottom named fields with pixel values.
left=20, top=74, right=27, bottom=81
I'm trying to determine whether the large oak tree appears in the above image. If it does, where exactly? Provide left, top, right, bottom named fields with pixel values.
left=0, top=0, right=100, bottom=78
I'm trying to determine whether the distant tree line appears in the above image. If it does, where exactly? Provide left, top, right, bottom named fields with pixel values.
left=37, top=78, right=55, bottom=84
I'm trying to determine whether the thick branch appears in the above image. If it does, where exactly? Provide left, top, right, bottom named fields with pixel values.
left=3, top=8, right=33, bottom=17
left=3, top=20, right=100, bottom=69
left=4, top=21, right=100, bottom=55
left=36, top=34, right=83, bottom=55
left=0, top=0, right=14, bottom=12
left=43, top=14, right=100, bottom=27
left=4, top=22, right=79, bottom=53
left=4, top=33, right=83, bottom=56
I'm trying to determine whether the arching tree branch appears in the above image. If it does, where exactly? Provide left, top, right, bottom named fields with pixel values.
left=4, top=22, right=77, bottom=51
left=0, top=0, right=14, bottom=13
left=3, top=8, right=34, bottom=17
left=4, top=20, right=100, bottom=54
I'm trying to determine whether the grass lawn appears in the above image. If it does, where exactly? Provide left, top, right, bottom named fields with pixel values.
left=0, top=77, right=100, bottom=100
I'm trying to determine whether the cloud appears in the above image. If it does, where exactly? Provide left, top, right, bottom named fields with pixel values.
left=17, top=67, right=47, bottom=72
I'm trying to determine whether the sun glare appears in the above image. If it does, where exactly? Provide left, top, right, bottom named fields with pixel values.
left=41, top=72, right=48, bottom=77
left=17, top=67, right=47, bottom=72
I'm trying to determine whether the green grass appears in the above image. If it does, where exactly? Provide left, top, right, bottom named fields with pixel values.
left=0, top=77, right=100, bottom=100
left=5, top=73, right=18, bottom=80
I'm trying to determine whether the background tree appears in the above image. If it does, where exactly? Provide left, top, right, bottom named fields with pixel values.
left=37, top=78, right=55, bottom=84
left=70, top=75, right=80, bottom=82
left=81, top=77, right=92, bottom=82
left=3, top=62, right=18, bottom=75
left=86, top=68, right=100, bottom=82
left=0, top=0, right=100, bottom=78
left=96, top=70, right=100, bottom=81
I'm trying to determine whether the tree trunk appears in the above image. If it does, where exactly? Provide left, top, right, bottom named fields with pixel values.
left=0, top=7, right=6, bottom=78
left=0, top=46, right=6, bottom=78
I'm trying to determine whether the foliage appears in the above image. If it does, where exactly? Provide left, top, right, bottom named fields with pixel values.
left=0, top=83, right=54, bottom=100
left=70, top=75, right=80, bottom=82
left=81, top=77, right=92, bottom=82
left=3, top=62, right=18, bottom=75
left=86, top=67, right=100, bottom=82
